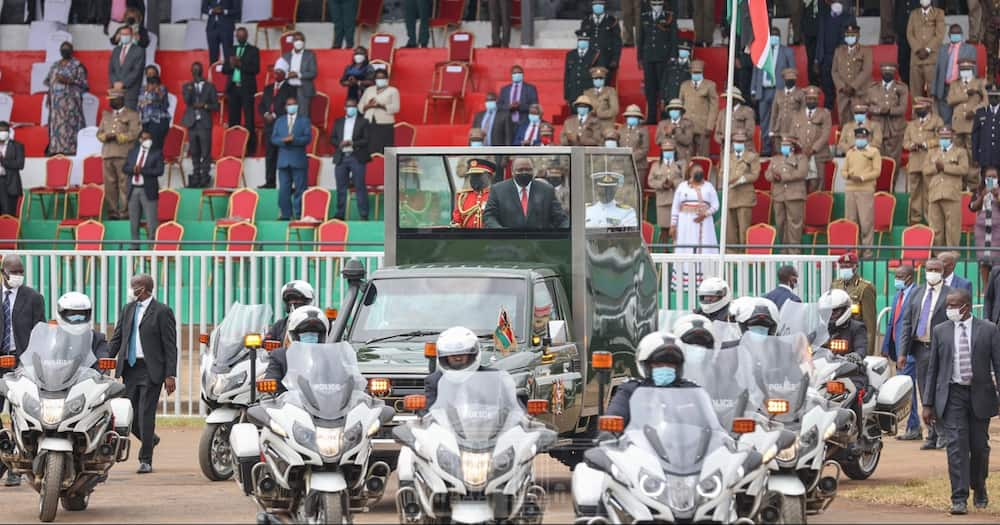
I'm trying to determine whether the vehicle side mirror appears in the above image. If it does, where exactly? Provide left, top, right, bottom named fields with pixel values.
left=548, top=321, right=567, bottom=346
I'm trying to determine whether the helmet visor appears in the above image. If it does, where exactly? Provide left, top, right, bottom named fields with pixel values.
left=438, top=351, right=477, bottom=372
left=60, top=309, right=91, bottom=324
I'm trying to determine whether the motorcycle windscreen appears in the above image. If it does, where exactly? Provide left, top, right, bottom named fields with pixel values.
left=283, top=342, right=367, bottom=419
left=777, top=301, right=831, bottom=348
left=21, top=323, right=96, bottom=391
left=430, top=370, right=524, bottom=450
left=681, top=343, right=753, bottom=430
left=626, top=387, right=732, bottom=475
left=210, top=302, right=273, bottom=373
left=712, top=321, right=743, bottom=350
left=740, top=333, right=813, bottom=423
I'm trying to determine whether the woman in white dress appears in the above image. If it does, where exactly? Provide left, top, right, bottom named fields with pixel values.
left=670, top=165, right=719, bottom=255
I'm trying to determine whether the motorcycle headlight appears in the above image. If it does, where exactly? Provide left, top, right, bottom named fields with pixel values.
left=461, top=451, right=491, bottom=488
left=269, top=420, right=288, bottom=438
left=489, top=447, right=516, bottom=480
left=342, top=422, right=363, bottom=450
left=799, top=427, right=819, bottom=452
left=22, top=394, right=40, bottom=420
left=776, top=439, right=799, bottom=464
left=63, top=395, right=85, bottom=420
left=823, top=423, right=836, bottom=440
left=41, top=398, right=65, bottom=426
left=639, top=469, right=666, bottom=498
left=315, top=426, right=343, bottom=459
left=436, top=446, right=462, bottom=481
left=664, top=475, right=697, bottom=512
left=697, top=472, right=723, bottom=500
left=215, top=371, right=247, bottom=396
left=292, top=421, right=318, bottom=453
left=761, top=444, right=778, bottom=464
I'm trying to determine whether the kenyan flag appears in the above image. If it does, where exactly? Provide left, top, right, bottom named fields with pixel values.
left=747, top=0, right=774, bottom=77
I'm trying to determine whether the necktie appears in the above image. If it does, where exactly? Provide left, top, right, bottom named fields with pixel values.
left=890, top=290, right=905, bottom=339
left=520, top=187, right=528, bottom=216
left=958, top=324, right=972, bottom=383
left=511, top=83, right=521, bottom=122
left=1, top=291, right=10, bottom=354
left=233, top=45, right=244, bottom=84
left=120, top=45, right=128, bottom=65
left=128, top=302, right=141, bottom=366
left=807, top=110, right=813, bottom=119
left=948, top=44, right=960, bottom=83
left=917, top=287, right=934, bottom=338
left=134, top=149, right=146, bottom=184
left=483, top=112, right=494, bottom=146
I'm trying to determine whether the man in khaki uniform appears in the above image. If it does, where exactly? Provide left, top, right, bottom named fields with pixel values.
left=560, top=95, right=603, bottom=146
left=765, top=136, right=808, bottom=252
left=679, top=60, right=718, bottom=156
left=867, top=63, right=910, bottom=172
left=583, top=66, right=620, bottom=132
left=713, top=87, right=756, bottom=151
left=902, top=97, right=944, bottom=224
left=789, top=86, right=832, bottom=192
left=620, top=104, right=650, bottom=181
left=648, top=138, right=685, bottom=243
left=838, top=104, right=885, bottom=156
left=655, top=98, right=696, bottom=161
left=769, top=68, right=805, bottom=154
left=923, top=127, right=968, bottom=247
left=97, top=82, right=141, bottom=219
left=725, top=130, right=760, bottom=252
left=832, top=24, right=874, bottom=125
left=906, top=2, right=946, bottom=98
left=842, top=127, right=881, bottom=257
left=947, top=59, right=987, bottom=189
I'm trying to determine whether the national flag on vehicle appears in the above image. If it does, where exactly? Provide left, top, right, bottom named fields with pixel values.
left=494, top=307, right=517, bottom=355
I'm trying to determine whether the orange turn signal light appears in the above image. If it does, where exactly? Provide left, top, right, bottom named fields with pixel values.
left=526, top=399, right=549, bottom=416
left=199, top=334, right=210, bottom=345
left=766, top=398, right=790, bottom=415
left=732, top=418, right=756, bottom=434
left=263, top=339, right=281, bottom=351
left=0, top=355, right=15, bottom=369
left=98, top=358, right=116, bottom=371
left=368, top=377, right=392, bottom=396
left=598, top=415, right=625, bottom=433
left=424, top=342, right=437, bottom=358
left=826, top=380, right=846, bottom=395
left=256, top=379, right=278, bottom=393
left=325, top=308, right=338, bottom=320
left=403, top=394, right=427, bottom=412
left=592, top=351, right=613, bottom=370
left=829, top=339, right=848, bottom=354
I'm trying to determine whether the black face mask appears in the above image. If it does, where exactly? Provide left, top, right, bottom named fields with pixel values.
left=784, top=79, right=796, bottom=89
left=60, top=48, right=72, bottom=60
left=109, top=99, right=125, bottom=110
left=805, top=100, right=818, bottom=110
left=126, top=16, right=136, bottom=25
left=470, top=175, right=488, bottom=192
left=547, top=176, right=564, bottom=187
left=915, top=109, right=928, bottom=118
left=514, top=171, right=533, bottom=187
left=692, top=171, right=705, bottom=182
left=991, top=96, right=1000, bottom=106
left=881, top=73, right=894, bottom=82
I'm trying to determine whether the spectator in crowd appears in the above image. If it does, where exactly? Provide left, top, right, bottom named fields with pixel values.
left=488, top=0, right=512, bottom=48
left=906, top=0, right=946, bottom=99
left=499, top=65, right=538, bottom=126
left=903, top=97, right=944, bottom=224
left=648, top=138, right=683, bottom=244
left=815, top=1, right=856, bottom=111
left=947, top=60, right=986, bottom=190
left=692, top=0, right=715, bottom=46
left=868, top=63, right=909, bottom=175
left=655, top=98, right=695, bottom=161
left=284, top=32, right=319, bottom=118
left=679, top=60, right=718, bottom=157
left=329, top=0, right=358, bottom=49
left=223, top=27, right=259, bottom=154
left=539, top=122, right=556, bottom=145
left=272, top=97, right=312, bottom=220
left=203, top=0, right=238, bottom=65
left=620, top=105, right=649, bottom=181
left=259, top=64, right=296, bottom=190
left=764, top=265, right=802, bottom=308
left=790, top=86, right=832, bottom=192
left=98, top=83, right=141, bottom=219
left=933, top=25, right=977, bottom=124
left=970, top=0, right=986, bottom=44
left=472, top=92, right=512, bottom=147
left=939, top=251, right=973, bottom=292
left=885, top=264, right=920, bottom=439
left=987, top=5, right=1000, bottom=80
left=138, top=73, right=170, bottom=150
left=838, top=104, right=884, bottom=156
left=109, top=7, right=150, bottom=48
left=564, top=30, right=600, bottom=111
left=713, top=88, right=755, bottom=152
left=181, top=62, right=218, bottom=188
left=331, top=98, right=370, bottom=221
left=662, top=41, right=692, bottom=120
left=766, top=136, right=808, bottom=252
left=602, top=127, right=620, bottom=147
left=125, top=129, right=163, bottom=249
left=670, top=163, right=718, bottom=254
left=801, top=0, right=827, bottom=88
left=404, top=0, right=432, bottom=48
left=843, top=127, right=881, bottom=258
left=561, top=95, right=603, bottom=146
left=514, top=104, right=547, bottom=146
left=638, top=0, right=677, bottom=123
left=109, top=25, right=146, bottom=110
left=107, top=273, right=178, bottom=474
left=750, top=27, right=794, bottom=156
left=725, top=130, right=759, bottom=252
left=831, top=24, right=872, bottom=126
left=769, top=69, right=804, bottom=155
left=580, top=0, right=622, bottom=83
left=359, top=69, right=400, bottom=155
left=44, top=42, right=88, bottom=156
left=831, top=251, right=877, bottom=355
left=583, top=66, right=619, bottom=132
left=0, top=123, right=24, bottom=217
left=340, top=46, right=375, bottom=104
left=972, top=86, right=1000, bottom=174
left=972, top=167, right=1000, bottom=286
left=923, top=127, right=967, bottom=249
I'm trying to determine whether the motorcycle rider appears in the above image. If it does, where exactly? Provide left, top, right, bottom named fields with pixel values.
left=694, top=277, right=732, bottom=322
left=424, top=326, right=494, bottom=406
left=263, top=305, right=330, bottom=394
left=734, top=297, right=780, bottom=336
left=673, top=314, right=715, bottom=350
left=606, top=332, right=699, bottom=426
left=818, top=289, right=868, bottom=385
left=56, top=291, right=110, bottom=361
left=265, top=280, right=315, bottom=343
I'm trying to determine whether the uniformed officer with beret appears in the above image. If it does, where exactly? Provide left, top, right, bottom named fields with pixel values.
left=766, top=136, right=809, bottom=252
left=769, top=68, right=805, bottom=154
left=923, top=127, right=968, bottom=248
left=638, top=0, right=678, bottom=123
left=903, top=97, right=944, bottom=224
left=679, top=60, right=718, bottom=156
left=583, top=66, right=620, bottom=132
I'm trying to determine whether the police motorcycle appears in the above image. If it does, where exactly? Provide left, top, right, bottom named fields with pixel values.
left=199, top=303, right=273, bottom=481
left=0, top=323, right=132, bottom=522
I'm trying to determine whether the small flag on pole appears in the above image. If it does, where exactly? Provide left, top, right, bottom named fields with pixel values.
left=494, top=307, right=517, bottom=355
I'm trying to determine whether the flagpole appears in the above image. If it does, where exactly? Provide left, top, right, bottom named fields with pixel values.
left=716, top=0, right=739, bottom=267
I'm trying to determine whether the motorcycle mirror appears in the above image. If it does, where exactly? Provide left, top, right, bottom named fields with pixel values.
left=256, top=378, right=278, bottom=393
left=403, top=394, right=427, bottom=412
left=263, top=339, right=281, bottom=351
left=98, top=358, right=116, bottom=371
left=0, top=355, right=15, bottom=369
left=199, top=334, right=210, bottom=345
left=526, top=399, right=549, bottom=416
left=597, top=415, right=624, bottom=434
left=379, top=405, right=395, bottom=424
left=244, top=333, right=263, bottom=349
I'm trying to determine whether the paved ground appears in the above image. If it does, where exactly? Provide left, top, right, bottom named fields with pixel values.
left=1, top=425, right=997, bottom=523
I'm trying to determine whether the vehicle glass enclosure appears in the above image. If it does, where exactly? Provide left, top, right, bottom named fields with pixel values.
left=282, top=342, right=368, bottom=420
left=741, top=333, right=813, bottom=423
left=429, top=370, right=524, bottom=450
left=209, top=303, right=273, bottom=373
left=20, top=323, right=97, bottom=391
left=682, top=342, right=755, bottom=429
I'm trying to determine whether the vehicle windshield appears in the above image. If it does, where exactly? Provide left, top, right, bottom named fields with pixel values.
left=282, top=342, right=369, bottom=420
left=682, top=343, right=754, bottom=429
left=210, top=303, right=273, bottom=373
left=20, top=323, right=97, bottom=391
left=429, top=370, right=524, bottom=450
left=740, top=333, right=813, bottom=423
left=626, top=387, right=732, bottom=475
left=350, top=277, right=525, bottom=343
left=713, top=321, right=743, bottom=350
left=777, top=301, right=830, bottom=347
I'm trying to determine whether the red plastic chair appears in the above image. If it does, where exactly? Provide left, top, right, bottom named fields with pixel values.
left=394, top=122, right=417, bottom=147
left=357, top=1, right=385, bottom=43
left=75, top=219, right=105, bottom=251
left=961, top=192, right=976, bottom=246
left=255, top=0, right=300, bottom=48
left=424, top=62, right=469, bottom=124
left=81, top=155, right=104, bottom=186
left=308, top=154, right=321, bottom=187
left=446, top=31, right=475, bottom=64
left=55, top=184, right=104, bottom=239
left=317, top=219, right=349, bottom=252
left=309, top=125, right=321, bottom=156
left=158, top=188, right=181, bottom=223
left=199, top=156, right=245, bottom=219
left=0, top=215, right=21, bottom=250
left=889, top=224, right=935, bottom=269
left=803, top=191, right=834, bottom=249
left=154, top=221, right=184, bottom=251
left=746, top=223, right=777, bottom=254
left=429, top=0, right=468, bottom=46
left=751, top=190, right=771, bottom=225
left=288, top=187, right=331, bottom=242
left=221, top=126, right=251, bottom=159
left=310, top=92, right=330, bottom=133
left=214, top=188, right=260, bottom=241
left=209, top=61, right=229, bottom=124
left=822, top=160, right=836, bottom=192
left=29, top=155, right=73, bottom=220
left=163, top=125, right=187, bottom=188
left=876, top=157, right=896, bottom=193
left=873, top=191, right=897, bottom=256
left=754, top=159, right=771, bottom=192
left=369, top=33, right=395, bottom=64
left=826, top=218, right=859, bottom=256
left=226, top=221, right=258, bottom=253
left=641, top=220, right=654, bottom=245
left=278, top=31, right=297, bottom=55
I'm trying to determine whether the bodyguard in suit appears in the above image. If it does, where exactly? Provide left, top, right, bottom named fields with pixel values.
left=258, top=65, right=296, bottom=189
left=579, top=0, right=622, bottom=83
left=108, top=25, right=146, bottom=110
left=107, top=274, right=177, bottom=474
left=932, top=25, right=978, bottom=123
left=898, top=258, right=953, bottom=450
left=0, top=122, right=24, bottom=217
left=483, top=157, right=569, bottom=230
left=751, top=28, right=796, bottom=156
left=498, top=65, right=538, bottom=126
left=972, top=86, right=1000, bottom=171
left=331, top=99, right=370, bottom=221
left=514, top=104, right=549, bottom=146
left=923, top=288, right=1000, bottom=515
left=885, top=265, right=923, bottom=440
left=125, top=130, right=164, bottom=249
left=471, top=93, right=513, bottom=147
left=282, top=33, right=319, bottom=119
left=564, top=30, right=601, bottom=109
left=764, top=265, right=802, bottom=309
left=202, top=0, right=239, bottom=65
left=223, top=27, right=260, bottom=153
left=637, top=0, right=677, bottom=123
left=272, top=97, right=312, bottom=220
left=940, top=251, right=974, bottom=293
left=181, top=62, right=219, bottom=188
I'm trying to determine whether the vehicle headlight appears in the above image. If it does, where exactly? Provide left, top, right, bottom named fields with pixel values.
left=292, top=421, right=318, bottom=453
left=489, top=447, right=516, bottom=480
left=63, top=395, right=85, bottom=420
left=41, top=398, right=65, bottom=426
left=215, top=371, right=247, bottom=396
left=665, top=475, right=697, bottom=512
left=639, top=470, right=666, bottom=498
left=761, top=444, right=778, bottom=464
left=799, top=427, right=819, bottom=453
left=269, top=420, right=288, bottom=438
left=342, top=422, right=363, bottom=450
left=315, top=426, right=343, bottom=459
left=823, top=423, right=836, bottom=440
left=436, top=446, right=462, bottom=480
left=776, top=439, right=799, bottom=464
left=697, top=472, right=723, bottom=499
left=461, top=451, right=491, bottom=487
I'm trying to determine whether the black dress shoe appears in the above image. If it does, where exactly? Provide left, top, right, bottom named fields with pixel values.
left=951, top=501, right=968, bottom=515
left=136, top=462, right=152, bottom=474
left=896, top=429, right=923, bottom=441
left=920, top=440, right=938, bottom=450
left=975, top=497, right=989, bottom=509
left=153, top=434, right=160, bottom=448
left=936, top=437, right=948, bottom=449
left=4, top=471, right=21, bottom=486
left=258, top=184, right=276, bottom=189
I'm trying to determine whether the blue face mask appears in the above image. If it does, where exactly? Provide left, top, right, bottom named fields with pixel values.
left=894, top=278, right=907, bottom=291
left=651, top=366, right=676, bottom=386
left=662, top=151, right=675, bottom=161
left=733, top=143, right=745, bottom=153
left=845, top=36, right=857, bottom=46
left=780, top=144, right=792, bottom=156
left=298, top=332, right=320, bottom=344
left=627, top=116, right=640, bottom=127
left=839, top=268, right=855, bottom=280
left=855, top=139, right=868, bottom=149
left=512, top=72, right=524, bottom=83
left=679, top=49, right=691, bottom=60
left=748, top=326, right=770, bottom=336
left=950, top=33, right=962, bottom=43
left=528, top=113, right=541, bottom=124
left=691, top=73, right=704, bottom=82
left=854, top=113, right=865, bottom=123
left=669, top=109, right=681, bottom=120
left=578, top=39, right=590, bottom=51
left=939, top=138, right=952, bottom=149
left=593, top=78, right=605, bottom=88
left=286, top=104, right=299, bottom=115
left=485, top=100, right=497, bottom=111
left=592, top=3, right=605, bottom=15
left=577, top=106, right=591, bottom=118
left=345, top=106, right=358, bottom=118
left=769, top=35, right=780, bottom=47
left=470, top=141, right=484, bottom=147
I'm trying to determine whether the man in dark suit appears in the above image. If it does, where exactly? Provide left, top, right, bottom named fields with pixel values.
left=202, top=0, right=239, bottom=65
left=579, top=0, right=622, bottom=82
left=514, top=104, right=550, bottom=146
left=898, top=258, right=953, bottom=450
left=107, top=274, right=177, bottom=474
left=923, top=288, right=1000, bottom=515
left=940, top=251, right=974, bottom=293
left=932, top=25, right=978, bottom=123
left=223, top=27, right=260, bottom=154
left=972, top=86, right=1000, bottom=171
left=983, top=264, right=1000, bottom=324
left=498, top=65, right=539, bottom=126
left=883, top=265, right=923, bottom=440
left=331, top=99, right=370, bottom=220
left=565, top=30, right=601, bottom=110
left=281, top=32, right=319, bottom=118
left=751, top=28, right=797, bottom=156
left=471, top=93, right=513, bottom=147
left=483, top=157, right=569, bottom=229
left=271, top=97, right=312, bottom=220
left=108, top=25, right=146, bottom=110
left=125, top=130, right=164, bottom=249
left=181, top=62, right=219, bottom=188
left=258, top=65, right=297, bottom=189
left=764, top=265, right=802, bottom=309
left=0, top=121, right=25, bottom=216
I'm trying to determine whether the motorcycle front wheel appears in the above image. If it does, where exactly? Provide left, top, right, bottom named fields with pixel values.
left=39, top=452, right=66, bottom=522
left=315, top=491, right=351, bottom=524
left=780, top=493, right=806, bottom=524
left=842, top=419, right=883, bottom=480
left=199, top=422, right=234, bottom=481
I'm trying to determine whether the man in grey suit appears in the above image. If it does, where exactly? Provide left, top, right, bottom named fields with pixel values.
left=181, top=62, right=219, bottom=188
left=282, top=32, right=318, bottom=119
left=898, top=258, right=953, bottom=449
left=108, top=25, right=146, bottom=110
left=750, top=27, right=796, bottom=156
left=932, top=25, right=978, bottom=124
left=923, top=288, right=1000, bottom=515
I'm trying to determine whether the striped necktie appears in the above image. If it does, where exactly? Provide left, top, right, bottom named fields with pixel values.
left=958, top=324, right=972, bottom=383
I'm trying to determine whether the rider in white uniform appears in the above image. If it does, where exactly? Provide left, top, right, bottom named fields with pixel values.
left=585, top=171, right=638, bottom=227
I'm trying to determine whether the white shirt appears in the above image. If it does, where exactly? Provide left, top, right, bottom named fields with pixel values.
left=133, top=146, right=150, bottom=186
left=0, top=142, right=6, bottom=176
left=952, top=317, right=972, bottom=385
left=945, top=273, right=956, bottom=287
left=289, top=51, right=304, bottom=86
left=916, top=283, right=943, bottom=342
left=2, top=284, right=18, bottom=352
left=342, top=115, right=357, bottom=152
left=287, top=114, right=296, bottom=131
left=133, top=296, right=152, bottom=359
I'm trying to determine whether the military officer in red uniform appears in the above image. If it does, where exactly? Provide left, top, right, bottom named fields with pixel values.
left=451, top=158, right=496, bottom=229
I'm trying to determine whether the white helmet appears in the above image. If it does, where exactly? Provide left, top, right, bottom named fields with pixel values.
left=729, top=296, right=757, bottom=324
left=57, top=292, right=92, bottom=336
left=737, top=298, right=780, bottom=335
left=697, top=278, right=731, bottom=314
left=286, top=305, right=329, bottom=344
left=636, top=331, right=684, bottom=378
left=281, top=280, right=315, bottom=313
left=436, top=326, right=480, bottom=378
left=673, top=314, right=715, bottom=349
left=819, top=289, right=853, bottom=327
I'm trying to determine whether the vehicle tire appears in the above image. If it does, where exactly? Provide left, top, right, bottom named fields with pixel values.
left=841, top=438, right=882, bottom=480
left=199, top=422, right=235, bottom=481
left=38, top=452, right=65, bottom=522
left=780, top=494, right=806, bottom=525
left=61, top=491, right=90, bottom=511
left=316, top=491, right=351, bottom=524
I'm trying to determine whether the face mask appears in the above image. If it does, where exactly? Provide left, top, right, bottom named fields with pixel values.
left=838, top=268, right=854, bottom=280
left=651, top=366, right=676, bottom=386
left=692, top=172, right=705, bottom=182
left=604, top=140, right=618, bottom=147
left=65, top=314, right=87, bottom=323
left=780, top=144, right=792, bottom=156
left=352, top=53, right=366, bottom=64
left=592, top=3, right=605, bottom=15
left=60, top=48, right=72, bottom=60
left=514, top=172, right=533, bottom=187
left=110, top=99, right=125, bottom=110
left=120, top=35, right=132, bottom=45
left=6, top=274, right=23, bottom=289
left=844, top=36, right=857, bottom=46
left=926, top=271, right=943, bottom=285
left=293, top=40, right=305, bottom=51
left=512, top=72, right=524, bottom=83
left=237, top=36, right=248, bottom=45
left=805, top=100, right=818, bottom=110
left=627, top=116, right=640, bottom=127
left=916, top=109, right=929, bottom=118
left=946, top=307, right=965, bottom=322
left=298, top=332, right=320, bottom=344
left=894, top=278, right=907, bottom=291
left=920, top=0, right=931, bottom=6
left=991, top=96, right=1000, bottom=106
left=855, top=139, right=868, bottom=149
left=785, top=79, right=796, bottom=89
left=141, top=139, right=153, bottom=149
left=577, top=106, right=591, bottom=118
left=593, top=78, right=605, bottom=88
left=882, top=73, right=894, bottom=83
left=770, top=35, right=780, bottom=47
left=669, top=109, right=681, bottom=120
left=830, top=2, right=843, bottom=14
left=286, top=104, right=298, bottom=115
left=470, top=175, right=488, bottom=191
left=375, top=78, right=389, bottom=88
left=854, top=113, right=865, bottom=123
left=987, top=176, right=998, bottom=190
left=528, top=113, right=541, bottom=123
left=691, top=73, right=703, bottom=82
left=469, top=141, right=483, bottom=147
left=547, top=176, right=564, bottom=187
left=485, top=100, right=497, bottom=111
left=939, top=138, right=952, bottom=149
left=678, top=49, right=690, bottom=59
left=950, top=33, right=962, bottom=43
left=733, top=143, right=745, bottom=153
left=960, top=69, right=974, bottom=80
left=0, top=131, right=9, bottom=142
left=748, top=325, right=770, bottom=336
left=345, top=106, right=358, bottom=118
left=578, top=40, right=590, bottom=51
left=663, top=151, right=675, bottom=161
